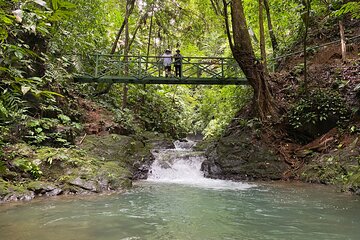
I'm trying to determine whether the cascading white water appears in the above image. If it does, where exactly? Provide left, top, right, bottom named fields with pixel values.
left=147, top=139, right=254, bottom=190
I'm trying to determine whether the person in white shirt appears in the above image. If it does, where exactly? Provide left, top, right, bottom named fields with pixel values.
left=161, top=49, right=172, bottom=77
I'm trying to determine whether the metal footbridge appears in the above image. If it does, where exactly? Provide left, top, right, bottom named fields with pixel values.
left=74, top=54, right=248, bottom=85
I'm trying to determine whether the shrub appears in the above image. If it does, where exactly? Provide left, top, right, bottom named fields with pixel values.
left=23, top=114, right=82, bottom=147
left=288, top=90, right=350, bottom=141
left=13, top=158, right=42, bottom=179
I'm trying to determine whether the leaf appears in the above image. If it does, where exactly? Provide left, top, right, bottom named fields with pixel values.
left=36, top=90, right=64, bottom=98
left=51, top=0, right=59, bottom=11
left=28, top=77, right=43, bottom=82
left=59, top=1, right=76, bottom=9
left=0, top=28, right=8, bottom=41
left=58, top=114, right=71, bottom=123
left=354, top=83, right=360, bottom=92
left=33, top=0, right=47, bottom=7
left=21, top=86, right=31, bottom=95
left=11, top=9, right=22, bottom=23
left=0, top=101, right=9, bottom=118
left=14, top=50, right=24, bottom=59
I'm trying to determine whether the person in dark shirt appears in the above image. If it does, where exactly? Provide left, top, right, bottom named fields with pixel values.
left=173, top=49, right=183, bottom=78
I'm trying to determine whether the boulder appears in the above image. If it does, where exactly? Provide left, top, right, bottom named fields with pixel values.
left=202, top=127, right=288, bottom=180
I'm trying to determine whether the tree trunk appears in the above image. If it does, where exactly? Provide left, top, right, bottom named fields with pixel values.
left=146, top=12, right=154, bottom=69
left=128, top=11, right=150, bottom=50
left=143, top=10, right=154, bottom=104
left=111, top=20, right=126, bottom=55
left=259, top=0, right=267, bottom=73
left=95, top=0, right=135, bottom=96
left=230, top=0, right=278, bottom=120
left=222, top=0, right=234, bottom=52
left=339, top=20, right=346, bottom=62
left=122, top=0, right=132, bottom=110
left=263, top=0, right=278, bottom=54
left=111, top=0, right=135, bottom=54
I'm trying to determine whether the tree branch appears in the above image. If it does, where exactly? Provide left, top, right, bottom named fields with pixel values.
left=223, top=0, right=234, bottom=52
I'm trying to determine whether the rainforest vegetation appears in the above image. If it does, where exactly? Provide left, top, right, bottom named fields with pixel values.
left=0, top=0, right=359, bottom=201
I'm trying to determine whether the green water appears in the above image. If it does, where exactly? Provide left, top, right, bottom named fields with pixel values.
left=0, top=181, right=359, bottom=240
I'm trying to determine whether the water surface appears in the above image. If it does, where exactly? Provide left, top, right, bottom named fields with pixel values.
left=0, top=182, right=359, bottom=240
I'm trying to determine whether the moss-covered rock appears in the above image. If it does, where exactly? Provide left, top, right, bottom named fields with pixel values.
left=0, top=132, right=173, bottom=202
left=97, top=161, right=132, bottom=189
left=192, top=139, right=212, bottom=151
left=80, top=134, right=153, bottom=167
left=0, top=136, right=143, bottom=202
left=300, top=137, right=360, bottom=194
left=202, top=127, right=288, bottom=180
left=138, top=131, right=175, bottom=149
left=0, top=179, right=35, bottom=202
left=26, top=181, right=62, bottom=196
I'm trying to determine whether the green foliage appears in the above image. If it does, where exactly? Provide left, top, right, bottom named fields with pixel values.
left=13, top=158, right=43, bottom=179
left=24, top=114, right=81, bottom=146
left=49, top=0, right=109, bottom=54
left=288, top=90, right=350, bottom=130
left=347, top=169, right=360, bottom=190
left=0, top=160, right=6, bottom=175
left=0, top=0, right=67, bottom=129
left=36, top=147, right=98, bottom=168
left=195, top=86, right=252, bottom=139
left=110, top=84, right=192, bottom=138
left=113, top=108, right=142, bottom=134
left=301, top=154, right=360, bottom=193
left=0, top=89, right=28, bottom=124
left=334, top=1, right=360, bottom=19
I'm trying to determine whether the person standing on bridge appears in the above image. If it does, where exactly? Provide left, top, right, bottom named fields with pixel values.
left=161, top=49, right=172, bottom=77
left=173, top=49, right=183, bottom=78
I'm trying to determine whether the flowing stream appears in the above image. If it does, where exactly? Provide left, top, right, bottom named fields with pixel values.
left=0, top=140, right=359, bottom=240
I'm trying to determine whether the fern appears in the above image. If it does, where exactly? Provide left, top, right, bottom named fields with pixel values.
left=0, top=100, right=9, bottom=118
left=335, top=2, right=360, bottom=19
left=0, top=89, right=28, bottom=124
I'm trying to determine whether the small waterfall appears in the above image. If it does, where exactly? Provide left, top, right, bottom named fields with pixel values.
left=147, top=139, right=254, bottom=190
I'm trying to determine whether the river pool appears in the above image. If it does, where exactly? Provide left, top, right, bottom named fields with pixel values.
left=0, top=180, right=359, bottom=239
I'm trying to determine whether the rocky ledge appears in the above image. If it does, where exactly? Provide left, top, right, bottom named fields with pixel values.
left=0, top=132, right=173, bottom=203
left=201, top=127, right=288, bottom=181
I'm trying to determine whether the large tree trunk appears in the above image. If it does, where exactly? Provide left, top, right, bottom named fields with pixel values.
left=230, top=0, right=278, bottom=120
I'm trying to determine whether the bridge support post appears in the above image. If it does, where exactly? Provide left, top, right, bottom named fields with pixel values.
left=138, top=55, right=142, bottom=78
left=221, top=58, right=224, bottom=78
left=95, top=54, right=99, bottom=77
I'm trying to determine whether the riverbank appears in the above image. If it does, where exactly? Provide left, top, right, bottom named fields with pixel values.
left=0, top=132, right=173, bottom=203
left=1, top=127, right=359, bottom=204
left=200, top=122, right=360, bottom=195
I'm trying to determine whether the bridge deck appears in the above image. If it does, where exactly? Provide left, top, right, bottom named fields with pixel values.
left=74, top=76, right=248, bottom=85
left=73, top=54, right=248, bottom=85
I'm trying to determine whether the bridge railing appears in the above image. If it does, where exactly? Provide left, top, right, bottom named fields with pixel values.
left=74, top=54, right=245, bottom=80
